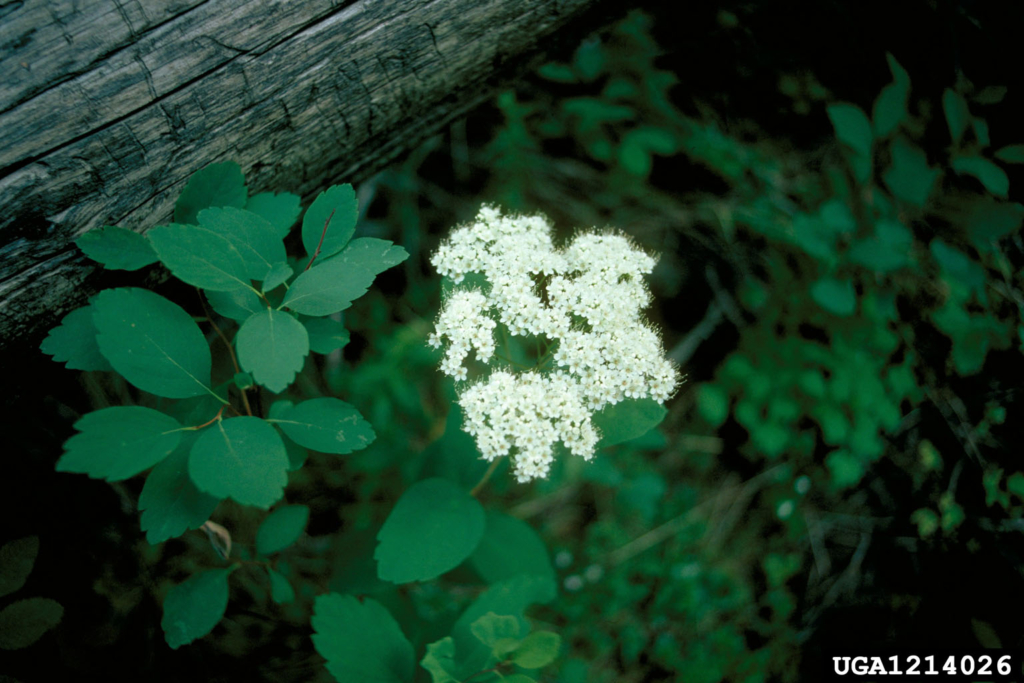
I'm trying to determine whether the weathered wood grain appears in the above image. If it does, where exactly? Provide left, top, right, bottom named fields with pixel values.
left=0, top=0, right=613, bottom=350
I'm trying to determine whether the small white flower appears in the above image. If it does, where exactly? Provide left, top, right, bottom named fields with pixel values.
left=429, top=206, right=681, bottom=481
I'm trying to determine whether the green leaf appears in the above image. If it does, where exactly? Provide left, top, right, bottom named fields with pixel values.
left=943, top=89, right=970, bottom=145
left=256, top=504, right=309, bottom=555
left=972, top=117, right=990, bottom=147
left=311, top=593, right=415, bottom=683
left=994, top=144, right=1024, bottom=164
left=139, top=443, right=220, bottom=544
left=246, top=192, right=301, bottom=238
left=375, top=478, right=485, bottom=584
left=262, top=262, right=293, bottom=292
left=591, top=398, right=667, bottom=448
left=267, top=567, right=295, bottom=604
left=421, top=637, right=459, bottom=683
left=282, top=240, right=408, bottom=316
left=0, top=537, right=38, bottom=599
left=148, top=223, right=252, bottom=292
left=303, top=184, right=358, bottom=260
left=513, top=631, right=562, bottom=669
left=470, top=612, right=522, bottom=648
left=188, top=417, right=289, bottom=509
left=469, top=511, right=555, bottom=585
left=0, top=598, right=63, bottom=650
left=198, top=207, right=286, bottom=281
left=882, top=137, right=938, bottom=207
left=697, top=383, right=729, bottom=427
left=92, top=288, right=213, bottom=398
left=174, top=161, right=247, bottom=225
left=871, top=54, right=910, bottom=137
left=827, top=103, right=873, bottom=158
left=848, top=219, right=913, bottom=272
left=451, top=575, right=556, bottom=676
left=272, top=397, right=375, bottom=454
left=40, top=304, right=114, bottom=372
left=161, top=567, right=233, bottom=649
left=811, top=278, right=856, bottom=316
left=206, top=288, right=263, bottom=322
left=304, top=318, right=350, bottom=354
left=236, top=309, right=309, bottom=392
left=75, top=225, right=158, bottom=271
left=57, top=406, right=183, bottom=481
left=321, top=237, right=410, bottom=272
left=951, top=156, right=1010, bottom=197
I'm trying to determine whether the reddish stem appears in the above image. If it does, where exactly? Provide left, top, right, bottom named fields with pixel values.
left=304, top=208, right=337, bottom=271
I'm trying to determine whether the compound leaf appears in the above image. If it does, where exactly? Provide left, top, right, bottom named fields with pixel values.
left=188, top=417, right=288, bottom=509
left=256, top=504, right=309, bottom=555
left=246, top=192, right=301, bottom=238
left=161, top=567, right=233, bottom=649
left=272, top=398, right=375, bottom=455
left=0, top=598, right=63, bottom=650
left=148, top=223, right=252, bottom=292
left=198, top=207, right=285, bottom=281
left=76, top=225, right=158, bottom=271
left=0, top=537, right=39, bottom=599
left=592, top=398, right=667, bottom=448
left=236, top=309, right=309, bottom=393
left=93, top=288, right=213, bottom=399
left=58, top=406, right=183, bottom=481
left=302, top=184, right=358, bottom=260
left=375, top=478, right=485, bottom=584
left=174, top=162, right=247, bottom=225
left=311, top=593, right=414, bottom=683
left=304, top=318, right=350, bottom=354
left=40, top=304, right=113, bottom=372
left=139, top=443, right=220, bottom=545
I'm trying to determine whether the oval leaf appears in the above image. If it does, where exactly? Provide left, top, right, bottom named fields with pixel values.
left=273, top=398, right=375, bottom=454
left=188, top=417, right=288, bottom=509
left=302, top=184, right=358, bottom=261
left=312, top=593, right=415, bottom=683
left=206, top=288, right=263, bottom=322
left=148, top=223, right=252, bottom=292
left=267, top=568, right=295, bottom=604
left=198, top=207, right=286, bottom=281
left=304, top=318, right=350, bottom=354
left=256, top=504, right=309, bottom=556
left=591, top=398, right=667, bottom=448
left=951, top=156, right=1010, bottom=197
left=93, top=288, right=213, bottom=398
left=512, top=631, right=562, bottom=669
left=0, top=537, right=39, bottom=599
left=161, top=567, right=233, bottom=649
left=174, top=161, right=247, bottom=225
left=827, top=103, right=873, bottom=158
left=58, top=406, right=183, bottom=481
left=236, top=309, right=309, bottom=392
left=40, top=304, right=113, bottom=372
left=375, top=478, right=485, bottom=584
left=76, top=225, right=158, bottom=271
left=139, top=444, right=220, bottom=545
left=469, top=511, right=554, bottom=585
left=246, top=192, right=302, bottom=238
left=0, top=598, right=63, bottom=650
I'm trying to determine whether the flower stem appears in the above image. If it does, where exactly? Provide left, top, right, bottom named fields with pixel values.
left=470, top=458, right=503, bottom=497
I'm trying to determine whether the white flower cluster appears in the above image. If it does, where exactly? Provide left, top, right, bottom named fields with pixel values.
left=430, top=206, right=680, bottom=482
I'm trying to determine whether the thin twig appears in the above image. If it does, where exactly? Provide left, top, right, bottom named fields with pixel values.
left=470, top=458, right=503, bottom=498
left=304, top=209, right=336, bottom=271
left=197, top=289, right=252, bottom=416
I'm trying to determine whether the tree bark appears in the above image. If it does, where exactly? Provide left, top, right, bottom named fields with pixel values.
left=0, top=0, right=613, bottom=351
